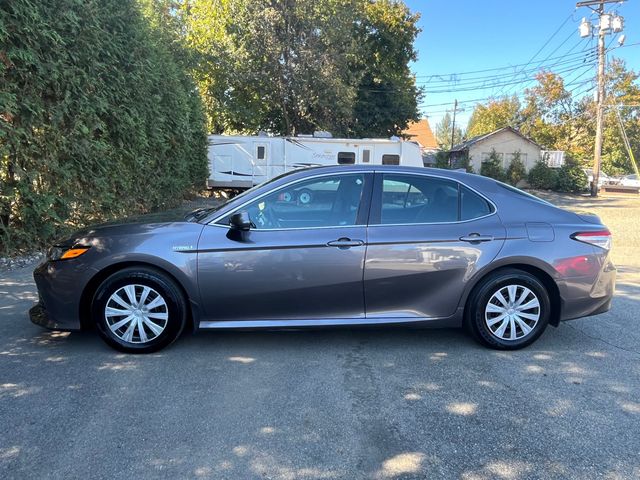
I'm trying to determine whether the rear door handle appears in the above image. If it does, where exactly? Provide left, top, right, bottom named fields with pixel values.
left=327, top=238, right=364, bottom=248
left=460, top=233, right=494, bottom=243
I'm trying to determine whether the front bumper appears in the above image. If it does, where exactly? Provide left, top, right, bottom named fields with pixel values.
left=31, top=260, right=94, bottom=331
left=29, top=302, right=73, bottom=331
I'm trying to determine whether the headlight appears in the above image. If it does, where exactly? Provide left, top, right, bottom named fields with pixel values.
left=47, top=246, right=90, bottom=261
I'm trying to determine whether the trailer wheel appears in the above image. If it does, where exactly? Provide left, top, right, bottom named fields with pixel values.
left=282, top=191, right=294, bottom=203
left=298, top=189, right=313, bottom=205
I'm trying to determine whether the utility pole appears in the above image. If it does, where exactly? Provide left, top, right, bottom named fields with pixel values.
left=592, top=6, right=606, bottom=197
left=449, top=99, right=458, bottom=168
left=577, top=0, right=625, bottom=197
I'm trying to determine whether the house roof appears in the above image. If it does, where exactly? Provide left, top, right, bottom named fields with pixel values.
left=403, top=119, right=438, bottom=150
left=450, top=126, right=541, bottom=152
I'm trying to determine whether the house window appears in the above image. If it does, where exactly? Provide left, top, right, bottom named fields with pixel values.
left=481, top=152, right=503, bottom=163
left=338, top=152, right=356, bottom=164
left=382, top=154, right=400, bottom=165
left=362, top=149, right=371, bottom=163
left=505, top=153, right=528, bottom=168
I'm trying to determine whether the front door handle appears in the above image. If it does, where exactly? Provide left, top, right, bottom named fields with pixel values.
left=327, top=238, right=364, bottom=248
left=459, top=233, right=494, bottom=243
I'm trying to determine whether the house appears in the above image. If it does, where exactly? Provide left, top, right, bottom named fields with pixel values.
left=449, top=127, right=542, bottom=173
left=402, top=119, right=440, bottom=166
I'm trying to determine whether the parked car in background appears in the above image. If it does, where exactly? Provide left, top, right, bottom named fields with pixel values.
left=583, top=169, right=618, bottom=188
left=619, top=174, right=640, bottom=188
left=30, top=165, right=616, bottom=353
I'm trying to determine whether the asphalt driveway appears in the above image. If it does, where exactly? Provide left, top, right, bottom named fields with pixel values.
left=0, top=260, right=639, bottom=480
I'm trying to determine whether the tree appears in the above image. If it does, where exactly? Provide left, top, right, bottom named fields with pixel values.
left=520, top=71, right=590, bottom=156
left=180, top=0, right=422, bottom=136
left=479, top=149, right=506, bottom=182
left=466, top=96, right=521, bottom=138
left=350, top=0, right=422, bottom=137
left=506, top=151, right=526, bottom=186
left=0, top=0, right=207, bottom=252
left=600, top=59, right=640, bottom=175
left=434, top=112, right=463, bottom=149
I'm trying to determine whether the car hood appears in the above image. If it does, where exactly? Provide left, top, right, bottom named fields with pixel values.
left=54, top=209, right=201, bottom=247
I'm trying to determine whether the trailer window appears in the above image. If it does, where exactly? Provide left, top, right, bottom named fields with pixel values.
left=256, top=146, right=266, bottom=160
left=338, top=152, right=355, bottom=165
left=362, top=149, right=370, bottom=163
left=382, top=154, right=400, bottom=165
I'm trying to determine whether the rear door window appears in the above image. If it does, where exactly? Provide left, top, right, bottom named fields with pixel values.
left=377, top=174, right=459, bottom=224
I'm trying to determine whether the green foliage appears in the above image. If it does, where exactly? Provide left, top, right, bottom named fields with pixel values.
left=351, top=0, right=422, bottom=137
left=466, top=96, right=521, bottom=138
left=181, top=0, right=421, bottom=137
left=506, top=151, right=527, bottom=186
left=0, top=0, right=207, bottom=253
left=527, top=160, right=558, bottom=190
left=434, top=151, right=450, bottom=169
left=479, top=149, right=506, bottom=182
left=434, top=112, right=463, bottom=149
left=555, top=157, right=588, bottom=193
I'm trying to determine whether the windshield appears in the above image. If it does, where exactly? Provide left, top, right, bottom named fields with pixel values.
left=188, top=169, right=303, bottom=222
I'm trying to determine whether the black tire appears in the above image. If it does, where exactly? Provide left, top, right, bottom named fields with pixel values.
left=465, top=268, right=550, bottom=350
left=92, top=267, right=187, bottom=353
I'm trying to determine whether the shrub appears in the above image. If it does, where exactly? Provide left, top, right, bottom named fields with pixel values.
left=480, top=149, right=506, bottom=182
left=456, top=152, right=473, bottom=173
left=506, top=151, right=526, bottom=186
left=527, top=160, right=558, bottom=190
left=0, top=0, right=208, bottom=254
left=555, top=157, right=588, bottom=193
left=434, top=151, right=450, bottom=169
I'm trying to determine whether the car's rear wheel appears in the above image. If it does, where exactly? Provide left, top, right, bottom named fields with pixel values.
left=92, top=267, right=187, bottom=353
left=466, top=269, right=550, bottom=350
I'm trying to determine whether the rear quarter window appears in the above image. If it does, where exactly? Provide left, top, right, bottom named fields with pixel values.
left=460, top=185, right=493, bottom=220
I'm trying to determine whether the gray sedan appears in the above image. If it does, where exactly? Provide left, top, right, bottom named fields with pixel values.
left=30, top=165, right=616, bottom=353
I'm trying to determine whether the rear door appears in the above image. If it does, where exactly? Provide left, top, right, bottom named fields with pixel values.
left=364, top=172, right=505, bottom=319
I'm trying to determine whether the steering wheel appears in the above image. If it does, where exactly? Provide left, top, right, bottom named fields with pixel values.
left=254, top=203, right=280, bottom=229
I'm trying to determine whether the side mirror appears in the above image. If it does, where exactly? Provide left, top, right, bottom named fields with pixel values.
left=229, top=211, right=252, bottom=231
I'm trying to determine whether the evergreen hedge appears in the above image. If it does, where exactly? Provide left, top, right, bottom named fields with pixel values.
left=0, top=0, right=207, bottom=253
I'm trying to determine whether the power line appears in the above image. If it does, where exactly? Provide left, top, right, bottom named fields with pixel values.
left=413, top=47, right=594, bottom=81
left=419, top=61, right=595, bottom=94
left=413, top=51, right=595, bottom=87
left=493, top=10, right=577, bottom=96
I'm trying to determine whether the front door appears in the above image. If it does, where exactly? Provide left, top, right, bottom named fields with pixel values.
left=364, top=172, right=505, bottom=319
left=197, top=172, right=372, bottom=321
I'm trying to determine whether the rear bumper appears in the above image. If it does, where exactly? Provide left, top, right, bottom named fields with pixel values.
left=558, top=258, right=616, bottom=322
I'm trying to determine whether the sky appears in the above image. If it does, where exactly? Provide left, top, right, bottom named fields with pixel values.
left=404, top=0, right=640, bottom=131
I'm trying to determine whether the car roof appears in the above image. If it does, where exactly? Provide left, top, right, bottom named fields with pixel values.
left=290, top=164, right=498, bottom=189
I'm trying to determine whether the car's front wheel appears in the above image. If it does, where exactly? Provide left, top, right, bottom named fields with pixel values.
left=466, top=269, right=551, bottom=350
left=92, top=267, right=187, bottom=353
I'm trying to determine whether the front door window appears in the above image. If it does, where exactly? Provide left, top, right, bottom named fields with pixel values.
left=220, top=174, right=365, bottom=229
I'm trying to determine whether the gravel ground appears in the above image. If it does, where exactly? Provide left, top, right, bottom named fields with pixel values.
left=0, top=193, right=638, bottom=479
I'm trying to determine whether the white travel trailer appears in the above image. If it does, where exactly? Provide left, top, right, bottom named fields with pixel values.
left=207, top=134, right=423, bottom=189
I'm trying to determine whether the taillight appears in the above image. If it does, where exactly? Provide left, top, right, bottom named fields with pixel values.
left=572, top=230, right=611, bottom=250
